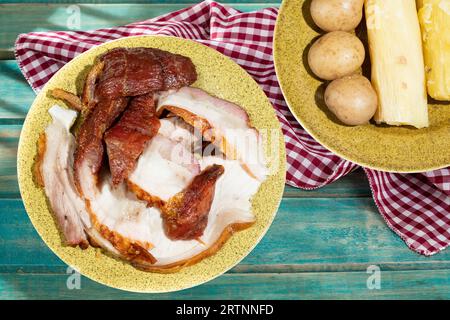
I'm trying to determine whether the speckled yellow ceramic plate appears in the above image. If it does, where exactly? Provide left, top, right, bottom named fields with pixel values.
left=17, top=36, right=286, bottom=293
left=274, top=0, right=450, bottom=172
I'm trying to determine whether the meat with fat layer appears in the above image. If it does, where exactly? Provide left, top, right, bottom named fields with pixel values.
left=104, top=93, right=161, bottom=185
left=162, top=164, right=225, bottom=240
left=73, top=96, right=129, bottom=191
left=157, top=87, right=268, bottom=181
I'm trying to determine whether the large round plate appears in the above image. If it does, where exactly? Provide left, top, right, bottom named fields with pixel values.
left=274, top=0, right=450, bottom=172
left=17, top=36, right=286, bottom=293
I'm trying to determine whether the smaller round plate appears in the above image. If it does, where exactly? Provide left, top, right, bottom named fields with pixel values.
left=274, top=0, right=450, bottom=172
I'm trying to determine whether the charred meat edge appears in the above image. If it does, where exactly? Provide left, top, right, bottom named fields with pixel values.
left=162, top=164, right=225, bottom=241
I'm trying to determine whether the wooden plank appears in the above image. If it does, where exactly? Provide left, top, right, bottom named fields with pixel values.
left=0, top=125, right=21, bottom=198
left=6, top=260, right=450, bottom=275
left=0, top=61, right=34, bottom=119
left=284, top=169, right=370, bottom=198
left=0, top=50, right=14, bottom=60
left=1, top=269, right=450, bottom=299
left=0, top=3, right=279, bottom=51
left=2, top=198, right=450, bottom=270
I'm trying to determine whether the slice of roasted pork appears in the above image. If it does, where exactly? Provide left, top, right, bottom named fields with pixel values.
left=38, top=106, right=90, bottom=247
left=162, top=164, right=224, bottom=240
left=157, top=87, right=268, bottom=181
left=127, top=130, right=200, bottom=206
left=104, top=93, right=160, bottom=186
left=96, top=47, right=197, bottom=99
left=73, top=96, right=129, bottom=194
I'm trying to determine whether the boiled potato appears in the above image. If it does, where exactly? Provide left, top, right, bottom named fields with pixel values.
left=310, top=0, right=364, bottom=32
left=324, top=75, right=378, bottom=126
left=308, top=31, right=365, bottom=80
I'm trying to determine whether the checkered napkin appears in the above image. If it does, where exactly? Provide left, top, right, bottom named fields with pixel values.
left=15, top=1, right=450, bottom=255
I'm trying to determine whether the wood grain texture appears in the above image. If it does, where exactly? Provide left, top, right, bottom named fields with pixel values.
left=2, top=198, right=450, bottom=271
left=0, top=3, right=279, bottom=52
left=0, top=61, right=34, bottom=119
left=2, top=270, right=450, bottom=299
left=0, top=125, right=20, bottom=198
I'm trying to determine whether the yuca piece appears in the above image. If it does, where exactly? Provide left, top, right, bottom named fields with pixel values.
left=365, top=0, right=429, bottom=128
left=417, top=0, right=450, bottom=101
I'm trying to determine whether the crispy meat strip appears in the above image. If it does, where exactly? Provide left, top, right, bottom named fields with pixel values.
left=50, top=88, right=83, bottom=112
left=50, top=60, right=104, bottom=113
left=104, top=93, right=161, bottom=186
left=162, top=164, right=224, bottom=240
left=81, top=60, right=104, bottom=111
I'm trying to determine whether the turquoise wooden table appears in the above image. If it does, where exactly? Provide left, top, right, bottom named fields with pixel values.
left=1, top=0, right=450, bottom=300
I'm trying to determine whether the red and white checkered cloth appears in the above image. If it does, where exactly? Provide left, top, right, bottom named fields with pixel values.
left=15, top=1, right=450, bottom=256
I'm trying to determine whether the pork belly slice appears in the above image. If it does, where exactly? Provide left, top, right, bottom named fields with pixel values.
left=104, top=93, right=160, bottom=186
left=136, top=156, right=260, bottom=270
left=162, top=164, right=224, bottom=240
left=127, top=126, right=200, bottom=206
left=157, top=87, right=268, bottom=181
left=39, top=107, right=126, bottom=255
left=39, top=106, right=90, bottom=247
left=74, top=96, right=129, bottom=195
left=40, top=105, right=157, bottom=263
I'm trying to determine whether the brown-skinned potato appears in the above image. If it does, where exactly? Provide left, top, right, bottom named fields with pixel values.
left=324, top=75, right=378, bottom=126
left=308, top=31, right=365, bottom=81
left=310, top=0, right=364, bottom=32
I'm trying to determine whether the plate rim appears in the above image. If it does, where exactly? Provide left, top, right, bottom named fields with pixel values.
left=17, top=34, right=286, bottom=293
